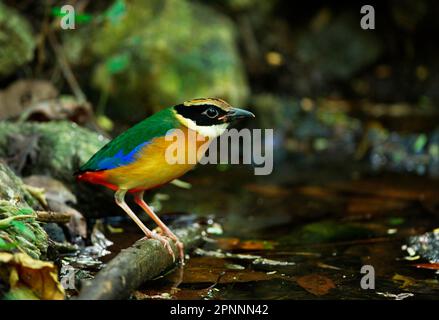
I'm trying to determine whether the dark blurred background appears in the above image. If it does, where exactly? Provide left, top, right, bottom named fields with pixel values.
left=1, top=0, right=439, bottom=300
left=1, top=0, right=439, bottom=178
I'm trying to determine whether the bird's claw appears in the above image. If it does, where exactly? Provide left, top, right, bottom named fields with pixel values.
left=143, top=232, right=184, bottom=264
left=147, top=233, right=176, bottom=262
left=162, top=233, right=185, bottom=265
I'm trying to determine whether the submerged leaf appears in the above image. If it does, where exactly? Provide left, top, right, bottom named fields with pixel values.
left=216, top=238, right=276, bottom=251
left=297, top=274, right=336, bottom=296
left=392, top=273, right=416, bottom=288
left=245, top=184, right=290, bottom=197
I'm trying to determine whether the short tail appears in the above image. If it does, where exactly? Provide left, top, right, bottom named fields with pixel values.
left=74, top=169, right=118, bottom=191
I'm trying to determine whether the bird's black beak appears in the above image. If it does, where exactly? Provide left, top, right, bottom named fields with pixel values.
left=224, top=107, right=255, bottom=122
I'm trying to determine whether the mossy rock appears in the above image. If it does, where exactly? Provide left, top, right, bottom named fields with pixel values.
left=0, top=121, right=108, bottom=182
left=0, top=2, right=35, bottom=77
left=65, top=0, right=249, bottom=121
left=0, top=121, right=120, bottom=218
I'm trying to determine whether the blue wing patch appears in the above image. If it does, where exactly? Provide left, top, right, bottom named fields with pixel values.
left=96, top=141, right=150, bottom=170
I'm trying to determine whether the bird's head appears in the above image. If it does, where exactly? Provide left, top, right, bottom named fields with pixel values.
left=173, top=98, right=255, bottom=138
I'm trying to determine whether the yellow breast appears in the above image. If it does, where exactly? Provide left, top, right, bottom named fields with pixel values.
left=103, top=127, right=210, bottom=191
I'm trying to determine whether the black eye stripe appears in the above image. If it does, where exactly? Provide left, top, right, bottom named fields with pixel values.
left=174, top=104, right=227, bottom=126
left=203, top=107, right=219, bottom=118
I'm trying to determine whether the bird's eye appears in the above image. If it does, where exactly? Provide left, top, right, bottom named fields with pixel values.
left=203, top=107, right=219, bottom=118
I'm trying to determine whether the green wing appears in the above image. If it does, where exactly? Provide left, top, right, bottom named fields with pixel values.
left=78, top=107, right=179, bottom=172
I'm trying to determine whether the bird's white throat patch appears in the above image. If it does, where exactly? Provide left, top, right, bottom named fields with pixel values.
left=175, top=114, right=228, bottom=138
left=194, top=123, right=228, bottom=138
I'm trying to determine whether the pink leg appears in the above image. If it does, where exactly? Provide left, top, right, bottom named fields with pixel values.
left=115, top=189, right=175, bottom=262
left=134, top=191, right=185, bottom=264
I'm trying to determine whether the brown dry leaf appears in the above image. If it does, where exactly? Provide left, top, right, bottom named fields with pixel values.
left=240, top=240, right=276, bottom=250
left=216, top=238, right=241, bottom=250
left=413, top=263, right=439, bottom=270
left=245, top=184, right=290, bottom=197
left=297, top=274, right=336, bottom=296
left=216, top=238, right=276, bottom=251
left=170, top=257, right=289, bottom=285
left=346, top=197, right=409, bottom=216
left=293, top=186, right=337, bottom=199
left=0, top=252, right=65, bottom=300
left=330, top=179, right=439, bottom=201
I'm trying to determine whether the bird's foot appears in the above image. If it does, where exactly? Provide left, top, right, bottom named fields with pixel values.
left=140, top=231, right=184, bottom=264
left=148, top=233, right=176, bottom=262
left=161, top=232, right=185, bottom=265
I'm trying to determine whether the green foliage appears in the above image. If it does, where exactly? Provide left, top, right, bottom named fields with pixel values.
left=105, top=0, right=127, bottom=23
left=0, top=2, right=35, bottom=76
left=51, top=6, right=92, bottom=23
left=106, top=52, right=131, bottom=74
left=2, top=286, right=40, bottom=300
left=0, top=201, right=47, bottom=259
left=0, top=238, right=16, bottom=251
left=10, top=221, right=36, bottom=243
left=414, top=134, right=427, bottom=153
left=18, top=208, right=34, bottom=215
left=0, top=162, right=49, bottom=259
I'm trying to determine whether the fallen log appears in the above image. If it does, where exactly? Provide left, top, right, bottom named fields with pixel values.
left=76, top=223, right=205, bottom=300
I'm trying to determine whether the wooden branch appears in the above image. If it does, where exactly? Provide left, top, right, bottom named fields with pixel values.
left=35, top=210, right=71, bottom=223
left=0, top=211, right=71, bottom=226
left=76, top=224, right=205, bottom=300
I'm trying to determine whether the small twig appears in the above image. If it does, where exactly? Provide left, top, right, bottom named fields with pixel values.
left=0, top=211, right=72, bottom=227
left=47, top=28, right=87, bottom=103
left=35, top=210, right=72, bottom=223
